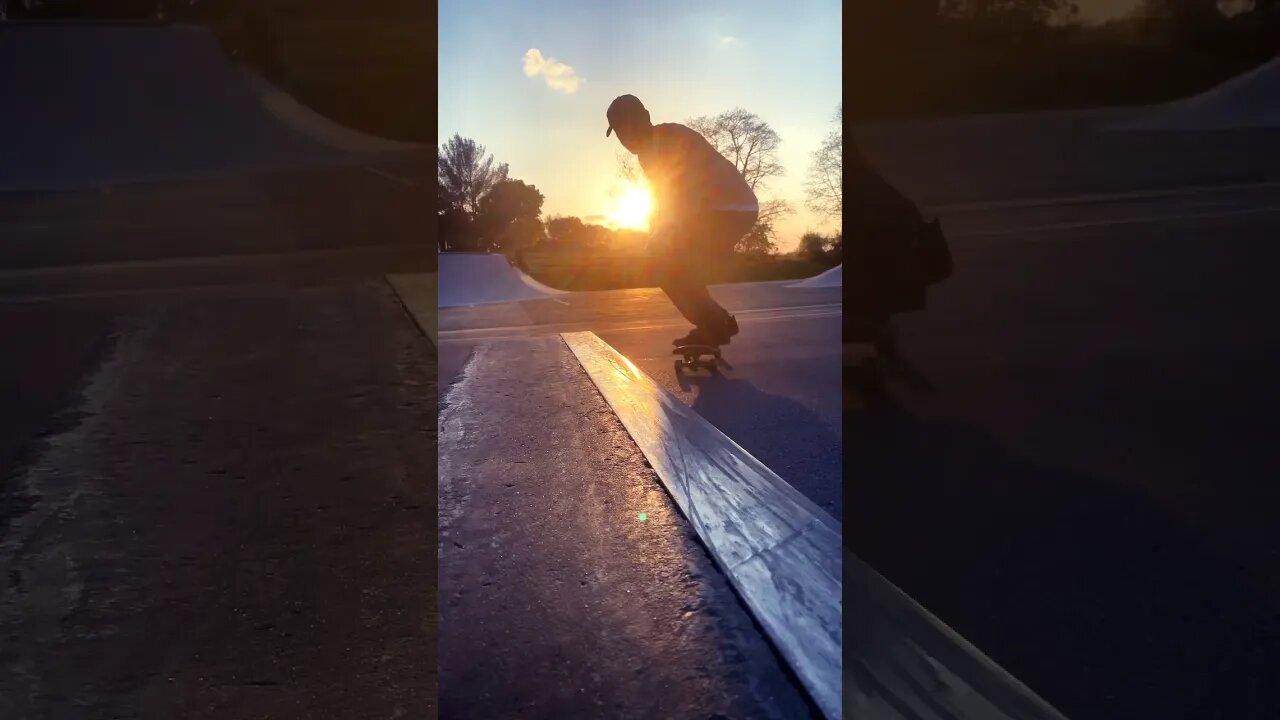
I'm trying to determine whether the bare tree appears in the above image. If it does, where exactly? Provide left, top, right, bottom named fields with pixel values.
left=616, top=153, right=642, bottom=184
left=743, top=198, right=791, bottom=253
left=438, top=133, right=509, bottom=219
left=687, top=108, right=793, bottom=253
left=686, top=108, right=785, bottom=192
left=804, top=103, right=842, bottom=222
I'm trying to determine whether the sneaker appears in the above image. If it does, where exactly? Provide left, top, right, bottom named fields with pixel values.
left=672, top=327, right=714, bottom=346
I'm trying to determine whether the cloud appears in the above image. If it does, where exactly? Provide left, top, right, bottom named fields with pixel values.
left=719, top=35, right=741, bottom=47
left=522, top=48, right=582, bottom=94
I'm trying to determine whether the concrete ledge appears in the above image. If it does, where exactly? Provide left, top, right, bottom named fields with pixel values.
left=388, top=273, right=437, bottom=344
left=845, top=550, right=1070, bottom=720
left=563, top=331, right=842, bottom=719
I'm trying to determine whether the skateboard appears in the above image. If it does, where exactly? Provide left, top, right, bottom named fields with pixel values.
left=672, top=344, right=722, bottom=371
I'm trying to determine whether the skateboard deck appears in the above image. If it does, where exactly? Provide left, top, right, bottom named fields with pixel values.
left=673, top=344, right=721, bottom=370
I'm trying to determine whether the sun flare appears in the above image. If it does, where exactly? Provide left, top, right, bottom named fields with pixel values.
left=606, top=185, right=653, bottom=231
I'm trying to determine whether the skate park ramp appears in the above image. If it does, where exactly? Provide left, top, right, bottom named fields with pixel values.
left=437, top=252, right=568, bottom=308
left=787, top=264, right=842, bottom=288
left=0, top=22, right=421, bottom=193
left=0, top=21, right=431, bottom=270
left=1111, top=55, right=1280, bottom=132
left=237, top=66, right=422, bottom=155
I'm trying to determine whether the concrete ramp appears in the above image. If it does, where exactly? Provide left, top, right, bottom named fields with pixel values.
left=438, top=252, right=567, bottom=307
left=238, top=66, right=423, bottom=155
left=788, top=264, right=842, bottom=288
left=0, top=23, right=372, bottom=192
left=1113, top=55, right=1280, bottom=131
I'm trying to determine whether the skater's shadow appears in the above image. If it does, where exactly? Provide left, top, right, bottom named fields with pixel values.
left=676, top=371, right=842, bottom=520
left=845, top=385, right=1280, bottom=720
left=883, top=351, right=935, bottom=393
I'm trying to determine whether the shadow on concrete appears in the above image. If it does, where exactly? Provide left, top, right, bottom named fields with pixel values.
left=843, top=381, right=1280, bottom=720
left=677, top=370, right=842, bottom=521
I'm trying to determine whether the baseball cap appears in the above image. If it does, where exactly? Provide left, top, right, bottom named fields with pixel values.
left=606, top=94, right=649, bottom=137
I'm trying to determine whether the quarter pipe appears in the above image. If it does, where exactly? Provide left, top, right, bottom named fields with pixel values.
left=788, top=264, right=842, bottom=288
left=0, top=21, right=420, bottom=193
left=0, top=21, right=431, bottom=269
left=1113, top=55, right=1280, bottom=131
left=438, top=252, right=567, bottom=308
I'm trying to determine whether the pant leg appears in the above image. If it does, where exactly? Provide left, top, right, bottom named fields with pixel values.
left=846, top=141, right=928, bottom=327
left=660, top=210, right=755, bottom=331
left=660, top=268, right=709, bottom=328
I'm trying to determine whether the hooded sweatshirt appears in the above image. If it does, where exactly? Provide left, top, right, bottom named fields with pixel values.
left=637, top=123, right=759, bottom=229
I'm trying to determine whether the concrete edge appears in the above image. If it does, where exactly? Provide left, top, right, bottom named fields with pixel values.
left=238, top=64, right=425, bottom=154
left=387, top=273, right=437, bottom=345
left=563, top=331, right=1070, bottom=719
left=562, top=331, right=842, bottom=719
left=846, top=549, right=1071, bottom=720
left=927, top=179, right=1280, bottom=216
left=0, top=244, right=426, bottom=280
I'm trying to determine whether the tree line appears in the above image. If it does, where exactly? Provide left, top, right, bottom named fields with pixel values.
left=849, top=0, right=1280, bottom=122
left=438, top=104, right=842, bottom=259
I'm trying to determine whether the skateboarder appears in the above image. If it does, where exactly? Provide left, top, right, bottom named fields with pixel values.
left=606, top=94, right=759, bottom=347
left=846, top=139, right=951, bottom=359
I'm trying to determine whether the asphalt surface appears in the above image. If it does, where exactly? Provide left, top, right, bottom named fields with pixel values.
left=0, top=261, right=438, bottom=719
left=439, top=337, right=816, bottom=719
left=437, top=282, right=839, bottom=717
left=847, top=123, right=1280, bottom=719
left=439, top=282, right=843, bottom=519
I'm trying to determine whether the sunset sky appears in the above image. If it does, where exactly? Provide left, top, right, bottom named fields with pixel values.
left=438, top=0, right=841, bottom=252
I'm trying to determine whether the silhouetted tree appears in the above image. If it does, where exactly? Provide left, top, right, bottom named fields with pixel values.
left=686, top=108, right=792, bottom=255
left=943, top=0, right=1076, bottom=24
left=475, top=179, right=545, bottom=254
left=438, top=134, right=509, bottom=220
left=544, top=215, right=590, bottom=251
left=686, top=108, right=785, bottom=191
left=804, top=103, right=842, bottom=222
left=616, top=153, right=642, bottom=184
left=850, top=0, right=943, bottom=41
left=1, top=0, right=161, bottom=16
left=543, top=215, right=624, bottom=251
left=437, top=206, right=474, bottom=252
left=737, top=220, right=777, bottom=256
left=749, top=199, right=793, bottom=254
left=799, top=232, right=839, bottom=262
left=1142, top=0, right=1275, bottom=55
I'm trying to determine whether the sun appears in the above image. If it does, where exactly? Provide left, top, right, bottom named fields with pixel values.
left=606, top=185, right=653, bottom=231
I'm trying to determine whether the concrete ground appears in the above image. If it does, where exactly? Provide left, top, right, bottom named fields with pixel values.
left=849, top=119, right=1280, bottom=720
left=438, top=336, right=818, bottom=719
left=439, top=283, right=842, bottom=519
left=436, top=279, right=841, bottom=718
left=0, top=255, right=438, bottom=719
